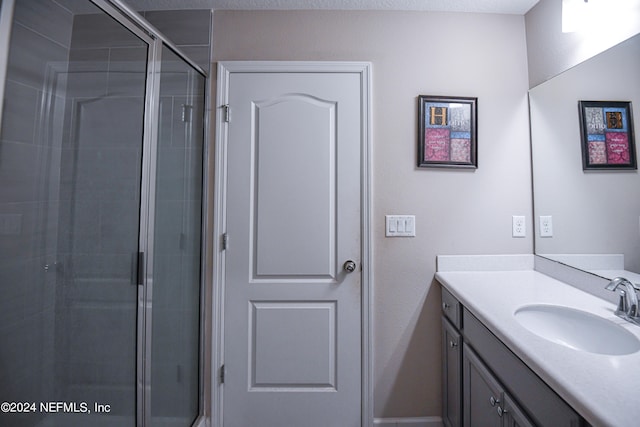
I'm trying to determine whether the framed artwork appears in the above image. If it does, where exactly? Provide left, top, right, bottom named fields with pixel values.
left=578, top=101, right=636, bottom=170
left=418, top=95, right=477, bottom=168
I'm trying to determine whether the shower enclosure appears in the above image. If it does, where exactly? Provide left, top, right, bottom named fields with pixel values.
left=0, top=1, right=207, bottom=426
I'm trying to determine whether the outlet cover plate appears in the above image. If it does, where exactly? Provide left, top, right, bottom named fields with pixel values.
left=512, top=215, right=526, bottom=238
left=539, top=215, right=553, bottom=237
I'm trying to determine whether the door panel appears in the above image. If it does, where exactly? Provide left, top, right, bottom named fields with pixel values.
left=253, top=94, right=336, bottom=279
left=250, top=301, right=336, bottom=389
left=223, top=69, right=362, bottom=427
left=463, top=346, right=503, bottom=427
left=442, top=318, right=462, bottom=427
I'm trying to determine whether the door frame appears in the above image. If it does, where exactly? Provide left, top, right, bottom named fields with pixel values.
left=211, top=61, right=373, bottom=427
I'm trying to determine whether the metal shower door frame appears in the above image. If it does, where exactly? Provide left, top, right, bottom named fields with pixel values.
left=0, top=0, right=16, bottom=132
left=86, top=2, right=209, bottom=426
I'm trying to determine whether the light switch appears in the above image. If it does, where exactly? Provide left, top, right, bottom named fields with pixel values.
left=388, top=218, right=397, bottom=233
left=386, top=215, right=416, bottom=237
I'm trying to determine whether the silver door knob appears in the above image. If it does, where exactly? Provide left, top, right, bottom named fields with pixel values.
left=343, top=260, right=357, bottom=273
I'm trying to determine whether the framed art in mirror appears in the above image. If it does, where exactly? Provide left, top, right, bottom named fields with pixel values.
left=418, top=95, right=477, bottom=168
left=578, top=100, right=636, bottom=170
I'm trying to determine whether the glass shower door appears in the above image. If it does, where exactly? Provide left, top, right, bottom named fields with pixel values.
left=0, top=2, right=206, bottom=426
left=150, top=45, right=205, bottom=427
left=0, top=1, right=149, bottom=426
left=59, top=8, right=149, bottom=426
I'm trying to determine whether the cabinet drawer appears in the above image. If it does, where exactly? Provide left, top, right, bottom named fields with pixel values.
left=442, top=287, right=461, bottom=328
left=463, top=308, right=583, bottom=427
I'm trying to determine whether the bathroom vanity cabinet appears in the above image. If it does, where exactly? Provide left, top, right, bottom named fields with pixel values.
left=441, top=287, right=584, bottom=427
left=442, top=289, right=462, bottom=427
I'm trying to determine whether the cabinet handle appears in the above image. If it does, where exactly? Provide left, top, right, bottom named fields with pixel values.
left=449, top=340, right=458, bottom=348
left=497, top=406, right=507, bottom=417
left=442, top=302, right=450, bottom=310
left=489, top=396, right=500, bottom=407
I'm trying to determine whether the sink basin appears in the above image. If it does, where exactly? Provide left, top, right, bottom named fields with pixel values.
left=514, top=304, right=640, bottom=355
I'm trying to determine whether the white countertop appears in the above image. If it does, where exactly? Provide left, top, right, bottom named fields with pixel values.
left=435, top=268, right=640, bottom=427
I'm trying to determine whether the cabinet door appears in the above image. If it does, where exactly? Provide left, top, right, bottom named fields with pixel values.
left=442, top=318, right=462, bottom=427
left=463, top=346, right=503, bottom=427
left=502, top=394, right=535, bottom=427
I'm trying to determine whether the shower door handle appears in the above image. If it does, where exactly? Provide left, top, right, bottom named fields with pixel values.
left=137, top=252, right=145, bottom=285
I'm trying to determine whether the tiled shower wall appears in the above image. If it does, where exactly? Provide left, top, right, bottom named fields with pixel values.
left=142, top=9, right=212, bottom=75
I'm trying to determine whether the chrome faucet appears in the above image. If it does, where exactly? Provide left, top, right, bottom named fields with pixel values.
left=606, top=277, right=640, bottom=325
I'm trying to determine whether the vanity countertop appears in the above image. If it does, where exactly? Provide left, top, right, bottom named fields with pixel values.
left=435, top=268, right=640, bottom=427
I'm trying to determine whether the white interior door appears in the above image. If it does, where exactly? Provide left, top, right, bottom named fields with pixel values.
left=220, top=63, right=366, bottom=427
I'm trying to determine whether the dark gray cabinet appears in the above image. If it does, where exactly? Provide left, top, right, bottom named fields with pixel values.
left=463, top=345, right=503, bottom=427
left=442, top=318, right=462, bottom=427
left=441, top=286, right=584, bottom=427
left=463, top=345, right=534, bottom=427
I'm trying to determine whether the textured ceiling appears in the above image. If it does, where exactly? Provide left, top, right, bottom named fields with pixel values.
left=126, top=0, right=540, bottom=15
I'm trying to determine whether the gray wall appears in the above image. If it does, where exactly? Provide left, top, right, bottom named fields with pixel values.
left=212, top=10, right=533, bottom=420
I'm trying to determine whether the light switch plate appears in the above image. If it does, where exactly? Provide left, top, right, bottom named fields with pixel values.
left=386, top=215, right=416, bottom=237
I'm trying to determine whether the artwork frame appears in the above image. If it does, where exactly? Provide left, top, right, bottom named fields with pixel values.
left=417, top=95, right=477, bottom=169
left=578, top=100, right=636, bottom=170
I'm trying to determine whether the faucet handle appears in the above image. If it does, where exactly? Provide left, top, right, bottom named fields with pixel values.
left=606, top=277, right=640, bottom=321
left=617, top=290, right=629, bottom=314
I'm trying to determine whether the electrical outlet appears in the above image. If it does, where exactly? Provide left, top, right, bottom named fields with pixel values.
left=539, top=215, right=553, bottom=237
left=512, top=215, right=526, bottom=238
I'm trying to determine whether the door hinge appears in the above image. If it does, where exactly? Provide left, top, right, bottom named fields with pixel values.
left=222, top=104, right=230, bottom=122
left=220, top=364, right=225, bottom=384
left=222, top=233, right=229, bottom=250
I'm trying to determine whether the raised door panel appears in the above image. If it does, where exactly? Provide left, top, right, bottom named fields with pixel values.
left=463, top=346, right=502, bottom=427
left=250, top=301, right=337, bottom=390
left=252, top=94, right=337, bottom=279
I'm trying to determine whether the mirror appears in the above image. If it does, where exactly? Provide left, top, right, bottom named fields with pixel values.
left=530, top=33, right=640, bottom=281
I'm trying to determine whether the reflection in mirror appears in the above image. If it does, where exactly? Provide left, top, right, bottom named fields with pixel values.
left=530, top=34, right=640, bottom=282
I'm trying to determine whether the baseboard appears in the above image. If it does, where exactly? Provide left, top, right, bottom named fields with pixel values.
left=373, top=417, right=443, bottom=427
